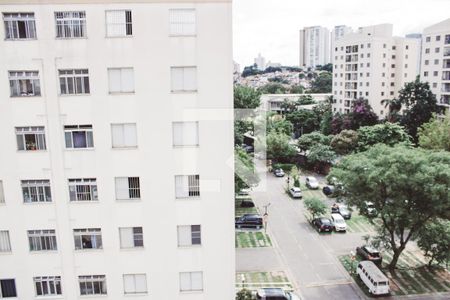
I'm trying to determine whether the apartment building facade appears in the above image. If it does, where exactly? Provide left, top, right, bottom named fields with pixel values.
left=299, top=26, right=330, bottom=69
left=0, top=0, right=234, bottom=299
left=421, top=18, right=450, bottom=109
left=332, top=24, right=420, bottom=117
left=331, top=25, right=352, bottom=63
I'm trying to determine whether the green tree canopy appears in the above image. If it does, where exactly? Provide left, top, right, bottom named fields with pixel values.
left=397, top=77, right=441, bottom=142
left=329, top=145, right=450, bottom=270
left=309, top=72, right=332, bottom=93
left=267, top=116, right=293, bottom=136
left=289, top=85, right=304, bottom=94
left=266, top=131, right=297, bottom=162
left=418, top=113, right=450, bottom=151
left=416, top=218, right=450, bottom=268
left=356, top=123, right=411, bottom=152
left=330, top=130, right=359, bottom=155
left=234, top=85, right=261, bottom=109
left=304, top=197, right=327, bottom=219
left=235, top=147, right=259, bottom=192
left=257, top=83, right=288, bottom=94
left=285, top=109, right=319, bottom=137
left=297, top=131, right=331, bottom=152
left=307, top=144, right=336, bottom=165
left=297, top=95, right=315, bottom=105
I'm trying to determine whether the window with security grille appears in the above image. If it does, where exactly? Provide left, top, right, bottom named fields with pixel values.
left=64, top=125, right=94, bottom=149
left=59, top=69, right=90, bottom=95
left=169, top=9, right=196, bottom=36
left=15, top=126, right=46, bottom=151
left=106, top=10, right=132, bottom=37
left=175, top=175, right=200, bottom=198
left=28, top=229, right=57, bottom=251
left=73, top=228, right=102, bottom=250
left=78, top=275, right=107, bottom=296
left=21, top=180, right=52, bottom=203
left=34, top=276, right=62, bottom=297
left=177, top=225, right=201, bottom=246
left=0, top=279, right=17, bottom=298
left=9, top=71, right=40, bottom=97
left=119, top=227, right=143, bottom=248
left=3, top=12, right=36, bottom=40
left=55, top=11, right=86, bottom=38
left=115, top=177, right=140, bottom=200
left=68, top=178, right=98, bottom=201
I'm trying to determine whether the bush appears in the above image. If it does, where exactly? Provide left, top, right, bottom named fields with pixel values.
left=236, top=288, right=252, bottom=300
left=304, top=197, right=327, bottom=219
left=273, top=163, right=295, bottom=173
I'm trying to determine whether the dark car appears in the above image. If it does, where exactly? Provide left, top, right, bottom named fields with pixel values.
left=240, top=199, right=255, bottom=208
left=331, top=204, right=352, bottom=219
left=235, top=214, right=263, bottom=229
left=312, top=217, right=333, bottom=233
left=356, top=245, right=383, bottom=265
left=256, top=288, right=300, bottom=300
left=322, top=185, right=336, bottom=197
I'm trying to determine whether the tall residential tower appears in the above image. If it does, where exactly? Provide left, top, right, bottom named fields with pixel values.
left=299, top=26, right=331, bottom=68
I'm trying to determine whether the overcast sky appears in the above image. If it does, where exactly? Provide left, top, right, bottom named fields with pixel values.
left=233, top=0, right=450, bottom=67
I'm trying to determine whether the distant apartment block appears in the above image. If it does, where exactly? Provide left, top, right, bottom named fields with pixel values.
left=254, top=53, right=267, bottom=70
left=331, top=25, right=353, bottom=62
left=332, top=24, right=420, bottom=117
left=421, top=18, right=450, bottom=108
left=299, top=26, right=331, bottom=68
left=0, top=0, right=234, bottom=299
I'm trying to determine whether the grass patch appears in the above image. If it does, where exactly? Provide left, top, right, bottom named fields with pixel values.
left=236, top=271, right=292, bottom=291
left=235, top=198, right=258, bottom=217
left=235, top=231, right=272, bottom=248
left=345, top=214, right=375, bottom=233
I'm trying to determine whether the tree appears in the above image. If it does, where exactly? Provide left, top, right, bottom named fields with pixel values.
left=289, top=85, right=304, bottom=94
left=356, top=123, right=411, bottom=152
left=309, top=72, right=332, bottom=93
left=242, top=64, right=262, bottom=77
left=330, top=130, right=358, bottom=155
left=307, top=144, right=336, bottom=173
left=316, top=63, right=333, bottom=72
left=304, top=197, right=327, bottom=219
left=348, top=98, right=379, bottom=130
left=285, top=110, right=319, bottom=137
left=279, top=99, right=297, bottom=115
left=418, top=113, right=450, bottom=151
left=297, top=131, right=331, bottom=152
left=257, top=83, right=287, bottom=94
left=397, top=77, right=441, bottom=142
left=236, top=288, right=252, bottom=300
left=329, top=145, right=450, bottom=270
left=266, top=132, right=297, bottom=162
left=416, top=219, right=450, bottom=268
left=290, top=165, right=300, bottom=187
left=267, top=117, right=293, bottom=136
left=234, top=120, right=252, bottom=146
left=381, top=98, right=402, bottom=123
left=235, top=147, right=259, bottom=192
left=297, top=95, right=315, bottom=105
left=234, top=85, right=261, bottom=109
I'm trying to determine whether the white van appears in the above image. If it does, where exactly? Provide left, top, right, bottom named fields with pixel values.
left=331, top=213, right=347, bottom=232
left=356, top=261, right=390, bottom=295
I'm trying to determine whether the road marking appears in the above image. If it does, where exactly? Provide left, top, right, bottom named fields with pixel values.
left=304, top=280, right=353, bottom=288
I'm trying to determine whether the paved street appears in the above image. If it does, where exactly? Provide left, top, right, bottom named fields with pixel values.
left=236, top=161, right=366, bottom=299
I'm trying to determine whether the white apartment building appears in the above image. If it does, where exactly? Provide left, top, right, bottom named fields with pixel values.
left=254, top=53, right=266, bottom=71
left=299, top=26, right=330, bottom=69
left=0, top=1, right=234, bottom=299
left=332, top=24, right=420, bottom=117
left=421, top=18, right=450, bottom=108
left=331, top=25, right=352, bottom=63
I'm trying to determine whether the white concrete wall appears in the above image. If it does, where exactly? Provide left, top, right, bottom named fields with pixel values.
left=0, top=1, right=234, bottom=299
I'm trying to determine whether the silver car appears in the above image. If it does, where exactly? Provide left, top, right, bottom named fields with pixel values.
left=305, top=176, right=319, bottom=189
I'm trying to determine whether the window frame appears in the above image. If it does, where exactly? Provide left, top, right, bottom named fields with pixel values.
left=172, top=121, right=199, bottom=147
left=111, top=123, right=137, bottom=148
left=179, top=271, right=203, bottom=292
left=105, top=10, right=132, bottom=38
left=107, top=67, right=135, bottom=94
left=68, top=178, right=98, bottom=202
left=64, top=125, right=94, bottom=149
left=115, top=177, right=140, bottom=200
left=0, top=279, right=17, bottom=298
left=175, top=175, right=200, bottom=198
left=119, top=227, right=144, bottom=249
left=15, top=126, right=46, bottom=151
left=8, top=70, right=41, bottom=97
left=21, top=180, right=52, bottom=203
left=0, top=231, right=11, bottom=253
left=34, top=276, right=62, bottom=297
left=169, top=8, right=196, bottom=37
left=78, top=275, right=107, bottom=296
left=123, top=274, right=147, bottom=295
left=54, top=11, right=86, bottom=39
left=177, top=225, right=201, bottom=247
left=3, top=12, right=36, bottom=40
left=170, top=66, right=197, bottom=93
left=27, top=229, right=58, bottom=251
left=73, top=228, right=103, bottom=250
left=58, top=69, right=90, bottom=95
left=0, top=181, right=5, bottom=204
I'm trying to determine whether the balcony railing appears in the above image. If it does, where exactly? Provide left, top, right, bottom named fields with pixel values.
left=443, top=72, right=450, bottom=81
left=444, top=47, right=450, bottom=57
left=445, top=35, right=450, bottom=45
left=440, top=95, right=450, bottom=105
left=444, top=59, right=450, bottom=69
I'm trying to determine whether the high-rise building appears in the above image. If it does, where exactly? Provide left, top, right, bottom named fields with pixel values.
left=420, top=18, right=450, bottom=109
left=254, top=53, right=266, bottom=71
left=331, top=25, right=353, bottom=62
left=299, top=26, right=331, bottom=68
left=0, top=1, right=234, bottom=299
left=332, top=24, right=420, bottom=117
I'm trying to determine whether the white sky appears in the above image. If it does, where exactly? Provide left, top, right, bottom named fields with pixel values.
left=233, top=0, right=450, bottom=67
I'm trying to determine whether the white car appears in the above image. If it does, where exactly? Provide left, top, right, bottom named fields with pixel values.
left=289, top=187, right=302, bottom=198
left=331, top=213, right=347, bottom=232
left=305, top=176, right=319, bottom=189
left=256, top=288, right=301, bottom=300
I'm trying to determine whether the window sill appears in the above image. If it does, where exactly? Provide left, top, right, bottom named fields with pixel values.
left=10, top=95, right=42, bottom=98
left=79, top=295, right=107, bottom=298
left=24, top=201, right=53, bottom=205
left=35, top=295, right=64, bottom=300
left=172, top=145, right=199, bottom=148
left=17, top=150, right=47, bottom=153
left=74, top=249, right=103, bottom=252
left=123, top=293, right=148, bottom=297
left=55, top=37, right=88, bottom=40
left=179, top=290, right=203, bottom=294
left=69, top=200, right=100, bottom=204
left=4, top=38, right=37, bottom=41
left=109, top=91, right=135, bottom=95
left=59, top=93, right=91, bottom=97
left=29, top=250, right=58, bottom=254
left=65, top=148, right=95, bottom=151
left=175, top=197, right=201, bottom=200
left=116, top=198, right=141, bottom=202
left=171, top=90, right=198, bottom=94
left=111, top=146, right=138, bottom=150
left=169, top=34, right=197, bottom=38
left=120, top=247, right=145, bottom=251
left=105, top=35, right=133, bottom=39
left=178, top=245, right=202, bottom=249
left=0, top=251, right=12, bottom=255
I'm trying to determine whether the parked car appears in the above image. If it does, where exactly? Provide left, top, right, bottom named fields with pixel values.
left=305, top=176, right=319, bottom=189
left=364, top=201, right=377, bottom=217
left=356, top=245, right=383, bottom=265
left=273, top=169, right=285, bottom=177
left=238, top=188, right=250, bottom=196
left=256, top=288, right=301, bottom=300
left=331, top=213, right=347, bottom=232
left=235, top=214, right=263, bottom=229
left=331, top=204, right=352, bottom=219
left=357, top=261, right=390, bottom=295
left=311, top=217, right=333, bottom=233
left=289, top=187, right=302, bottom=198
left=322, top=185, right=336, bottom=197
left=240, top=199, right=255, bottom=208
